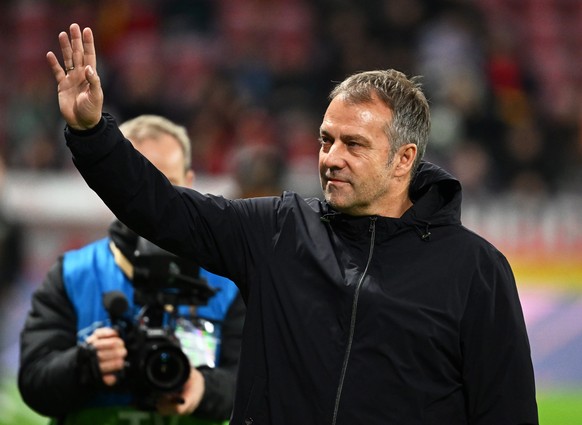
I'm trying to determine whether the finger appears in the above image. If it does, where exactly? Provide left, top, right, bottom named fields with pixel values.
left=82, top=27, right=97, bottom=71
left=86, top=329, right=121, bottom=346
left=95, top=343, right=127, bottom=361
left=69, top=23, right=84, bottom=69
left=46, top=51, right=65, bottom=82
left=58, top=31, right=74, bottom=71
left=89, top=327, right=119, bottom=340
left=98, top=357, right=126, bottom=374
left=96, top=327, right=119, bottom=336
left=102, top=373, right=118, bottom=387
left=92, top=336, right=126, bottom=354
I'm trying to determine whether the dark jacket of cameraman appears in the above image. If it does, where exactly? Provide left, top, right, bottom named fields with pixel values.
left=19, top=220, right=245, bottom=424
left=61, top=115, right=538, bottom=425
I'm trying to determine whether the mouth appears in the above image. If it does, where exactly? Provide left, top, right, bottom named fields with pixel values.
left=325, top=176, right=349, bottom=187
left=321, top=170, right=350, bottom=189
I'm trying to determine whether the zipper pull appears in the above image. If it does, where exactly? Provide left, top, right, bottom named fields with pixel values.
left=369, top=216, right=377, bottom=233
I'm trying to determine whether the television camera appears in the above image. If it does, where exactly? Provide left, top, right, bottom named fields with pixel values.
left=103, top=237, right=217, bottom=410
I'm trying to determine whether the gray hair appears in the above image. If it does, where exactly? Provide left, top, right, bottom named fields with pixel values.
left=329, top=70, right=430, bottom=173
left=119, top=115, right=192, bottom=170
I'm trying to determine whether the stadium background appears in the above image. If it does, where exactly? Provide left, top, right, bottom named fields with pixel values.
left=0, top=0, right=581, bottom=423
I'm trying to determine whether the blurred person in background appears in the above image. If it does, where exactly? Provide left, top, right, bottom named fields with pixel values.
left=0, top=155, right=25, bottom=300
left=18, top=115, right=245, bottom=425
left=230, top=144, right=287, bottom=199
left=0, top=153, right=25, bottom=383
left=46, top=24, right=537, bottom=424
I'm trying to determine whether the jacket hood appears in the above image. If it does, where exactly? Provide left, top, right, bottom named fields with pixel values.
left=320, top=161, right=462, bottom=240
left=405, top=161, right=462, bottom=227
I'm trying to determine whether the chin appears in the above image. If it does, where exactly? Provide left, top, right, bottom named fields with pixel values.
left=325, top=196, right=345, bottom=211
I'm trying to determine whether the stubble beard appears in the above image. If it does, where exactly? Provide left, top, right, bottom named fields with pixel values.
left=323, top=182, right=358, bottom=214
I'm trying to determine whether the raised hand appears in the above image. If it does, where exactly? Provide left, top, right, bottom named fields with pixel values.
left=47, top=23, right=103, bottom=130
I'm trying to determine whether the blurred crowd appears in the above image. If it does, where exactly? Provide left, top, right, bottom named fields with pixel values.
left=1, top=2, right=581, bottom=422
left=0, top=0, right=581, bottom=200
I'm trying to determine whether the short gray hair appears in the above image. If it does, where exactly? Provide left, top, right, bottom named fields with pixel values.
left=329, top=70, right=430, bottom=173
left=119, top=115, right=192, bottom=170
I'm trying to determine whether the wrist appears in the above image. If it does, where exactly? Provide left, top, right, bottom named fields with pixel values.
left=67, top=116, right=105, bottom=135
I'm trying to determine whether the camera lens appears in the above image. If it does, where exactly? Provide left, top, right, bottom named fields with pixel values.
left=144, top=343, right=190, bottom=391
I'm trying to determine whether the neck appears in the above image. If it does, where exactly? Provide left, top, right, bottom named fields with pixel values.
left=339, top=188, right=413, bottom=218
left=377, top=188, right=413, bottom=218
left=373, top=172, right=413, bottom=217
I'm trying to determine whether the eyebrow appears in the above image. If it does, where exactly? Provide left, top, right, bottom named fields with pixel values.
left=319, top=129, right=370, bottom=145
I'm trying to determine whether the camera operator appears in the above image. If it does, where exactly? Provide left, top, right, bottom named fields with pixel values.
left=18, top=115, right=245, bottom=425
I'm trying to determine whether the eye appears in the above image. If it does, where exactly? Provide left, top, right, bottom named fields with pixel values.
left=318, top=136, right=332, bottom=151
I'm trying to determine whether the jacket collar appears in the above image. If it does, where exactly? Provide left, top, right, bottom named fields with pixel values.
left=320, top=161, right=462, bottom=240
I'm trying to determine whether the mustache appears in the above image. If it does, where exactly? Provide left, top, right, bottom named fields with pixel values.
left=323, top=170, right=350, bottom=183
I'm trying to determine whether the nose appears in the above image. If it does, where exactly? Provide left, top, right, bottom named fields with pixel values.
left=321, top=142, right=347, bottom=170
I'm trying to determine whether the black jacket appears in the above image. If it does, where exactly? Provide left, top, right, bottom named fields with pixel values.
left=18, top=220, right=246, bottom=421
left=64, top=114, right=538, bottom=425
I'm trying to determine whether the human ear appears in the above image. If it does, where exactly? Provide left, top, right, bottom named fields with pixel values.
left=393, top=143, right=417, bottom=177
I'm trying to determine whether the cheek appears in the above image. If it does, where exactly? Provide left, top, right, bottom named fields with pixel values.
left=358, top=160, right=388, bottom=182
left=318, top=152, right=326, bottom=169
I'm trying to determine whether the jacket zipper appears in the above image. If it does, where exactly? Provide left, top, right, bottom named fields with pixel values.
left=331, top=217, right=377, bottom=425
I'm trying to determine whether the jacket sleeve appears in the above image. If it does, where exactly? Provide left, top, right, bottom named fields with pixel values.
left=65, top=114, right=279, bottom=296
left=18, top=259, right=102, bottom=418
left=460, top=249, right=538, bottom=425
left=195, top=293, right=246, bottom=420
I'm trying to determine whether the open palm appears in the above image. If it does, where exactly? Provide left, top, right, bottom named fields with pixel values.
left=46, top=23, right=103, bottom=130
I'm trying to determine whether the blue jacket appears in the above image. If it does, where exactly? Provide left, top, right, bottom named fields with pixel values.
left=63, top=236, right=239, bottom=408
left=63, top=237, right=239, bottom=347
